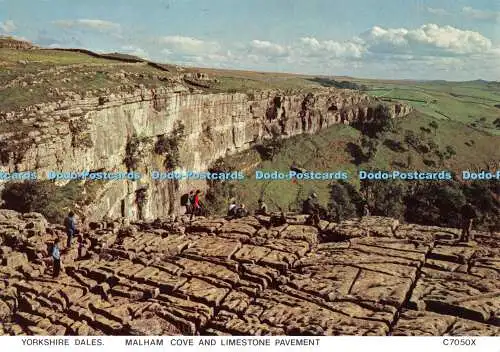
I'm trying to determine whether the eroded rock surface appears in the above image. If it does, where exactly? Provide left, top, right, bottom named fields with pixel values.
left=0, top=210, right=498, bottom=336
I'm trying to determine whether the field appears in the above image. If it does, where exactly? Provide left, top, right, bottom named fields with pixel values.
left=360, top=79, right=500, bottom=135
left=0, top=47, right=178, bottom=111
left=221, top=110, right=500, bottom=213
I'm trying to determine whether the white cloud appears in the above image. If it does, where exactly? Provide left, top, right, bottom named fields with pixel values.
left=148, top=23, right=499, bottom=79
left=248, top=40, right=289, bottom=57
left=362, top=24, right=492, bottom=55
left=462, top=6, right=500, bottom=22
left=158, top=35, right=220, bottom=55
left=0, top=19, right=16, bottom=33
left=298, top=37, right=366, bottom=58
left=426, top=7, right=450, bottom=16
left=52, top=19, right=121, bottom=32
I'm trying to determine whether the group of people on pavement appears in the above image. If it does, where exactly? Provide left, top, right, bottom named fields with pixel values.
left=51, top=211, right=86, bottom=278
left=50, top=193, right=479, bottom=279
left=181, top=190, right=204, bottom=220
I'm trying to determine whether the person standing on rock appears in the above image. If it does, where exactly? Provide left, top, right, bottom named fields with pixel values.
left=184, top=190, right=194, bottom=215
left=77, top=235, right=85, bottom=260
left=190, top=190, right=202, bottom=220
left=303, top=193, right=320, bottom=226
left=51, top=238, right=61, bottom=278
left=64, top=211, right=77, bottom=248
left=460, top=201, right=477, bottom=242
left=362, top=203, right=370, bottom=217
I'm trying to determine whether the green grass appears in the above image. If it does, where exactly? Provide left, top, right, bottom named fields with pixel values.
left=0, top=48, right=179, bottom=111
left=216, top=110, right=500, bottom=215
left=207, top=75, right=319, bottom=93
left=361, top=80, right=500, bottom=135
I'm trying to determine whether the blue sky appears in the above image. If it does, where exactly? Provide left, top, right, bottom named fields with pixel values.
left=1, top=0, right=500, bottom=80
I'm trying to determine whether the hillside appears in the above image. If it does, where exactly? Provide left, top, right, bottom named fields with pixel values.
left=217, top=111, right=500, bottom=210
left=0, top=38, right=498, bottom=229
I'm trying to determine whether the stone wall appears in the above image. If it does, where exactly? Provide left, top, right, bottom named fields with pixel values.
left=0, top=86, right=412, bottom=220
left=0, top=37, right=36, bottom=50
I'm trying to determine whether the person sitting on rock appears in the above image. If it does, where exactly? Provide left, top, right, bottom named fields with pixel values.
left=302, top=193, right=318, bottom=214
left=236, top=204, right=248, bottom=218
left=52, top=238, right=61, bottom=278
left=255, top=199, right=268, bottom=215
left=227, top=198, right=238, bottom=216
left=460, top=201, right=477, bottom=242
left=64, top=211, right=77, bottom=248
left=270, top=207, right=287, bottom=227
left=303, top=193, right=320, bottom=226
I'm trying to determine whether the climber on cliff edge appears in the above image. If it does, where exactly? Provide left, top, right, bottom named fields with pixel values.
left=64, top=211, right=77, bottom=248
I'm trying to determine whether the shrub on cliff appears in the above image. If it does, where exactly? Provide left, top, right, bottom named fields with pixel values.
left=353, top=103, right=393, bottom=138
left=204, top=158, right=237, bottom=215
left=1, top=180, right=84, bottom=223
left=367, top=180, right=407, bottom=219
left=124, top=133, right=152, bottom=171
left=154, top=121, right=186, bottom=171
left=328, top=181, right=363, bottom=222
left=69, top=118, right=94, bottom=149
left=405, top=181, right=465, bottom=228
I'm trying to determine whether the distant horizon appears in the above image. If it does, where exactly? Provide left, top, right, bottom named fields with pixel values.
left=2, top=33, right=497, bottom=83
left=1, top=0, right=499, bottom=81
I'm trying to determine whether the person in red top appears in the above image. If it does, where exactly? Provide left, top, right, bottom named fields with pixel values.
left=190, top=190, right=202, bottom=220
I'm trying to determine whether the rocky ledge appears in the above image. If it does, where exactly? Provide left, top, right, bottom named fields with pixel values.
left=0, top=209, right=498, bottom=336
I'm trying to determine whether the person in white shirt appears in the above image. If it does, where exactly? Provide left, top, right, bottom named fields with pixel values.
left=227, top=198, right=238, bottom=216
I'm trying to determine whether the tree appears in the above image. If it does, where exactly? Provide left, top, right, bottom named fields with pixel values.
left=124, top=133, right=152, bottom=171
left=362, top=180, right=407, bottom=219
left=204, top=158, right=237, bottom=215
left=1, top=181, right=84, bottom=223
left=404, top=130, right=421, bottom=150
left=429, top=121, right=439, bottom=135
left=405, top=181, right=465, bottom=228
left=407, top=153, right=414, bottom=168
left=154, top=121, right=186, bottom=171
left=328, top=181, right=362, bottom=222
left=361, top=136, right=380, bottom=160
left=255, top=135, right=284, bottom=161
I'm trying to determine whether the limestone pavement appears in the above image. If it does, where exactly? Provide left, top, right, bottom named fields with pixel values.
left=0, top=209, right=498, bottom=336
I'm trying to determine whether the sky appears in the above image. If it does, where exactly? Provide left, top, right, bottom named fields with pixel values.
left=1, top=0, right=500, bottom=80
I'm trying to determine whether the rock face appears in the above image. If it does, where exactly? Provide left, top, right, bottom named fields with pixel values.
left=0, top=37, right=36, bottom=50
left=0, top=86, right=412, bottom=221
left=0, top=209, right=497, bottom=336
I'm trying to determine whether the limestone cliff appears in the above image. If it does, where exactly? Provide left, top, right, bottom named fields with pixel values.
left=0, top=85, right=412, bottom=220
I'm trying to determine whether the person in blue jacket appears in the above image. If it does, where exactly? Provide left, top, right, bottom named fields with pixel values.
left=52, top=238, right=61, bottom=278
